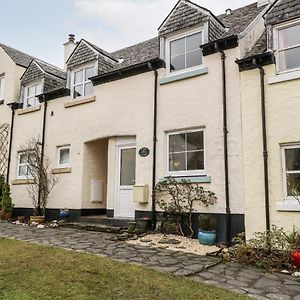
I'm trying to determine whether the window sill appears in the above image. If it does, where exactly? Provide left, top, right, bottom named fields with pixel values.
left=17, top=105, right=41, bottom=115
left=159, top=176, right=211, bottom=183
left=11, top=179, right=34, bottom=185
left=51, top=167, right=72, bottom=174
left=64, top=95, right=96, bottom=108
left=269, top=70, right=300, bottom=85
left=160, top=67, right=208, bottom=85
left=276, top=200, right=300, bottom=212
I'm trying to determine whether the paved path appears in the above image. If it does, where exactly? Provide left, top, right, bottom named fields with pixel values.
left=1, top=223, right=300, bottom=300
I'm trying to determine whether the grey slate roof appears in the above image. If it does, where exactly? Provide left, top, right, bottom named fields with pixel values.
left=112, top=38, right=159, bottom=70
left=36, top=60, right=66, bottom=79
left=218, top=2, right=267, bottom=38
left=265, top=0, right=300, bottom=25
left=0, top=43, right=34, bottom=68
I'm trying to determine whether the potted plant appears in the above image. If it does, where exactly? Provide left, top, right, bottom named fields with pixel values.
left=1, top=182, right=13, bottom=221
left=198, top=214, right=217, bottom=245
left=59, top=208, right=70, bottom=219
left=136, top=217, right=151, bottom=232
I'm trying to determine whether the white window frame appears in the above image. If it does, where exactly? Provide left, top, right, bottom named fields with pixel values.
left=17, top=152, right=34, bottom=180
left=0, top=75, right=5, bottom=101
left=165, top=28, right=204, bottom=76
left=57, top=145, right=70, bottom=168
left=166, top=128, right=206, bottom=177
left=274, top=18, right=300, bottom=74
left=281, top=144, right=300, bottom=200
left=23, top=82, right=42, bottom=108
left=71, top=64, right=96, bottom=99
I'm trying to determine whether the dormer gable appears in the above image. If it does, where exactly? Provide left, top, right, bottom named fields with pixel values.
left=158, top=0, right=225, bottom=39
left=66, top=39, right=117, bottom=71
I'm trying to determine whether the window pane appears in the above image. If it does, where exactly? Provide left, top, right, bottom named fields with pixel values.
left=187, top=151, right=204, bottom=170
left=186, top=49, right=202, bottom=69
left=85, top=67, right=95, bottom=80
left=170, top=38, right=185, bottom=57
left=18, top=166, right=27, bottom=177
left=285, top=148, right=300, bottom=171
left=286, top=173, right=300, bottom=196
left=120, top=148, right=136, bottom=186
left=74, top=85, right=83, bottom=98
left=279, top=24, right=300, bottom=49
left=170, top=54, right=185, bottom=72
left=74, top=70, right=83, bottom=84
left=35, top=84, right=42, bottom=96
left=27, top=97, right=36, bottom=107
left=186, top=32, right=202, bottom=52
left=169, top=153, right=186, bottom=171
left=84, top=82, right=93, bottom=96
left=19, top=154, right=28, bottom=164
left=187, top=131, right=204, bottom=151
left=59, top=148, right=70, bottom=165
left=169, top=134, right=185, bottom=153
left=279, top=47, right=300, bottom=71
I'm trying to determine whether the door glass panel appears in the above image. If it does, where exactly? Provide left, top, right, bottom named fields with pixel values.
left=120, top=148, right=136, bottom=186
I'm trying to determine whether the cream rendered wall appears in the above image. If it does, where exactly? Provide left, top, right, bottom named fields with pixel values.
left=41, top=70, right=155, bottom=212
left=82, top=139, right=108, bottom=209
left=157, top=48, right=245, bottom=215
left=240, top=64, right=300, bottom=238
left=0, top=47, right=25, bottom=124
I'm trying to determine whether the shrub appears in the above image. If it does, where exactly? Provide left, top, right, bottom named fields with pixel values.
left=0, top=175, right=5, bottom=209
left=231, top=226, right=300, bottom=271
left=155, top=177, right=217, bottom=237
left=2, top=183, right=13, bottom=213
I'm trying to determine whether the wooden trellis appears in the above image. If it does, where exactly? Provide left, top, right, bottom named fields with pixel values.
left=0, top=123, right=10, bottom=177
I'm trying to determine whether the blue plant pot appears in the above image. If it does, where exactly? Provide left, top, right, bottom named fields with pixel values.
left=60, top=210, right=70, bottom=219
left=198, top=229, right=217, bottom=246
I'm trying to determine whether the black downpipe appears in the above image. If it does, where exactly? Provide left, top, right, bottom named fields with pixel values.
left=151, top=68, right=158, bottom=230
left=37, top=98, right=48, bottom=216
left=215, top=45, right=231, bottom=245
left=253, top=60, right=270, bottom=232
left=6, top=103, right=17, bottom=183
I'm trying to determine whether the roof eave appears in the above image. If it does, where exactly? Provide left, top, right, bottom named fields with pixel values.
left=201, top=35, right=238, bottom=56
left=91, top=58, right=164, bottom=86
left=236, top=52, right=274, bottom=71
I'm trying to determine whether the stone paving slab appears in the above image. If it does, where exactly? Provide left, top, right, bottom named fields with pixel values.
left=1, top=223, right=300, bottom=300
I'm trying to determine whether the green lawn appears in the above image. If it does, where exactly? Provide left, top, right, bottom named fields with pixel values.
left=0, top=238, right=250, bottom=300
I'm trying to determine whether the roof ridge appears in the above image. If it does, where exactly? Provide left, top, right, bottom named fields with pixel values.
left=0, top=42, right=35, bottom=60
left=35, top=58, right=65, bottom=72
left=217, top=1, right=258, bottom=18
left=82, top=39, right=118, bottom=62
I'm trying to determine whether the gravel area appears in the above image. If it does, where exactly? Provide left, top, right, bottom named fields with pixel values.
left=127, top=234, right=220, bottom=255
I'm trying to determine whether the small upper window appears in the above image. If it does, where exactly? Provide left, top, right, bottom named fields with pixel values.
left=167, top=129, right=205, bottom=176
left=282, top=145, right=300, bottom=198
left=73, top=66, right=95, bottom=99
left=23, top=83, right=42, bottom=108
left=58, top=146, right=70, bottom=167
left=277, top=23, right=300, bottom=72
left=17, top=152, right=34, bottom=179
left=169, top=31, right=203, bottom=74
left=0, top=76, right=4, bottom=100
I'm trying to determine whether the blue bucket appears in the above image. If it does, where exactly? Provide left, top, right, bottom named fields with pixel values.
left=198, top=229, right=217, bottom=246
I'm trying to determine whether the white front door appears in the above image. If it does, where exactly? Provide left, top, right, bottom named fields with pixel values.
left=115, top=145, right=136, bottom=219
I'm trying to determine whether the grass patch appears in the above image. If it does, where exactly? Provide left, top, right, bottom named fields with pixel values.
left=0, top=238, right=250, bottom=300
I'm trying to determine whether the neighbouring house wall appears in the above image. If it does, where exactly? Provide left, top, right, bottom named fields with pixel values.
left=0, top=47, right=24, bottom=124
left=240, top=64, right=300, bottom=238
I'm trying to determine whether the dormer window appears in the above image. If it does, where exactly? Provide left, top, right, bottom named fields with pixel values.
left=72, top=66, right=95, bottom=99
left=275, top=22, right=300, bottom=73
left=167, top=30, right=203, bottom=74
left=23, top=82, right=42, bottom=108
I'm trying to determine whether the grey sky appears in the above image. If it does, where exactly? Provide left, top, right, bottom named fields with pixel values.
left=1, top=0, right=256, bottom=67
